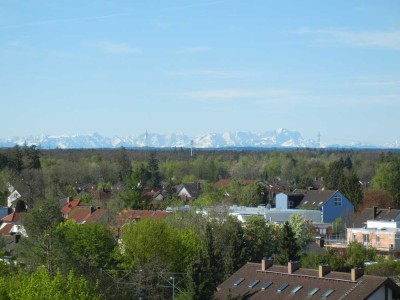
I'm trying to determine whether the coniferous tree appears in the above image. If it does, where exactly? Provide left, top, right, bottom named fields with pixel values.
left=276, top=221, right=300, bottom=265
left=117, top=147, right=132, bottom=183
left=25, top=145, right=41, bottom=169
left=342, top=172, right=363, bottom=209
left=7, top=145, right=24, bottom=173
left=147, top=152, right=161, bottom=188
left=325, top=159, right=346, bottom=190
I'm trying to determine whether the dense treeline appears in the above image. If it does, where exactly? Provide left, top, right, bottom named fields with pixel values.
left=1, top=146, right=400, bottom=210
left=1, top=146, right=400, bottom=298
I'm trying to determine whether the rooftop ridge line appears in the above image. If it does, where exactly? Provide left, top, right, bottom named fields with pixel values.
left=256, top=269, right=357, bottom=283
left=338, top=279, right=363, bottom=299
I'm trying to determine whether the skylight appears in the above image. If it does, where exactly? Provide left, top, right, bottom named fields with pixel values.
left=308, top=288, right=320, bottom=296
left=277, top=283, right=289, bottom=292
left=233, top=278, right=245, bottom=286
left=261, top=281, right=273, bottom=290
left=304, top=201, right=308, bottom=204
left=248, top=280, right=260, bottom=288
left=322, top=289, right=334, bottom=298
left=319, top=201, right=323, bottom=205
left=291, top=285, right=302, bottom=294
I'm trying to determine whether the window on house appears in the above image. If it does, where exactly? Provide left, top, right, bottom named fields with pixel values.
left=376, top=235, right=380, bottom=244
left=363, top=234, right=369, bottom=245
left=288, top=201, right=294, bottom=209
left=353, top=234, right=357, bottom=242
left=334, top=194, right=342, bottom=206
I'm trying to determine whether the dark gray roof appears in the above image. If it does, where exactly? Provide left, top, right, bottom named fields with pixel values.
left=349, top=207, right=400, bottom=228
left=215, top=262, right=400, bottom=300
left=296, top=189, right=338, bottom=210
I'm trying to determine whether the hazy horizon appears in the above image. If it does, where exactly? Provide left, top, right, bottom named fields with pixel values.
left=1, top=1, right=399, bottom=145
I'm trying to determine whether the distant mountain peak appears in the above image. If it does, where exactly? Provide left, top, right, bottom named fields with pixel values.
left=0, top=130, right=397, bottom=149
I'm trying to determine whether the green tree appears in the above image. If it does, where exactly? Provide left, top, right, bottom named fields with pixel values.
left=25, top=145, right=41, bottom=169
left=147, top=152, right=161, bottom=188
left=119, top=168, right=147, bottom=209
left=373, top=158, right=400, bottom=206
left=7, top=269, right=102, bottom=300
left=276, top=221, right=300, bottom=265
left=342, top=172, right=363, bottom=209
left=17, top=198, right=64, bottom=275
left=288, top=214, right=314, bottom=251
left=117, top=147, right=132, bottom=183
left=325, top=159, right=345, bottom=190
left=57, top=220, right=117, bottom=274
left=244, top=216, right=274, bottom=262
left=187, top=224, right=220, bottom=300
left=346, top=242, right=376, bottom=268
left=7, top=145, right=23, bottom=173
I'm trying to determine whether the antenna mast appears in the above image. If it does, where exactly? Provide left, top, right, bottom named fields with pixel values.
left=190, top=140, right=194, bottom=157
left=145, top=130, right=148, bottom=149
left=317, top=132, right=321, bottom=148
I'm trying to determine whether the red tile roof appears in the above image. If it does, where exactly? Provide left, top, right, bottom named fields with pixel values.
left=213, top=179, right=256, bottom=189
left=68, top=207, right=91, bottom=223
left=117, top=210, right=170, bottom=225
left=1, top=212, right=24, bottom=223
left=86, top=208, right=110, bottom=224
left=0, top=223, right=13, bottom=235
left=61, top=199, right=81, bottom=215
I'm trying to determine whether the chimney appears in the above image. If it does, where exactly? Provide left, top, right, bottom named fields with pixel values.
left=261, top=258, right=273, bottom=271
left=288, top=261, right=300, bottom=274
left=351, top=267, right=364, bottom=281
left=67, top=196, right=73, bottom=203
left=373, top=206, right=378, bottom=220
left=318, top=265, right=331, bottom=278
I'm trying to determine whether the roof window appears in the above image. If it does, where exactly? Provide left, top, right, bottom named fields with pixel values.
left=308, top=288, right=319, bottom=296
left=277, top=283, right=289, bottom=292
left=248, top=280, right=260, bottom=288
left=291, top=285, right=302, bottom=294
left=233, top=278, right=245, bottom=286
left=322, top=289, right=334, bottom=298
left=261, top=281, right=273, bottom=290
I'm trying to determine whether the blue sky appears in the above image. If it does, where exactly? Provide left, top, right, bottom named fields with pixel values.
left=0, top=0, right=399, bottom=145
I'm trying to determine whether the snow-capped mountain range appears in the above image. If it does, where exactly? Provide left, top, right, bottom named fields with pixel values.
left=0, top=129, right=398, bottom=149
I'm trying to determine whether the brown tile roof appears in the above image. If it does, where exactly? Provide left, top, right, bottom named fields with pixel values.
left=86, top=208, right=110, bottom=224
left=213, top=179, right=232, bottom=188
left=61, top=199, right=81, bottom=215
left=0, top=223, right=13, bottom=235
left=117, top=210, right=170, bottom=225
left=213, top=179, right=257, bottom=189
left=1, top=212, right=24, bottom=223
left=215, top=262, right=399, bottom=300
left=350, top=207, right=400, bottom=228
left=68, top=207, right=91, bottom=223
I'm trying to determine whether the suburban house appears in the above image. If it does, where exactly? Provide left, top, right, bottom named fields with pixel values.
left=347, top=207, right=400, bottom=254
left=6, top=183, right=21, bottom=208
left=61, top=199, right=88, bottom=219
left=176, top=182, right=202, bottom=201
left=215, top=258, right=400, bottom=299
left=277, top=189, right=354, bottom=223
left=66, top=206, right=110, bottom=224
